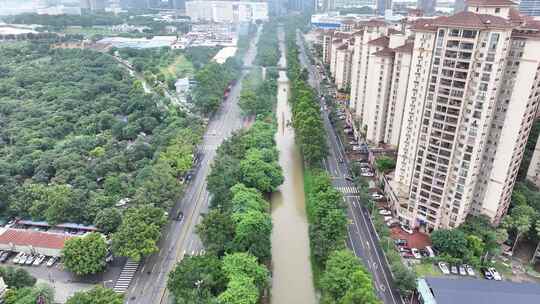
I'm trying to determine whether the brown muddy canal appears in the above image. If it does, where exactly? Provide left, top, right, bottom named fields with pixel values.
left=270, top=38, right=317, bottom=302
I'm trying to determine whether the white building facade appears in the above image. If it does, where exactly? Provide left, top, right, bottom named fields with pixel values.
left=186, top=1, right=269, bottom=23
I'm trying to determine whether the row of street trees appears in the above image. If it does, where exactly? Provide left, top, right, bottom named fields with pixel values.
left=255, top=21, right=280, bottom=67
left=284, top=18, right=379, bottom=303
left=167, top=30, right=283, bottom=303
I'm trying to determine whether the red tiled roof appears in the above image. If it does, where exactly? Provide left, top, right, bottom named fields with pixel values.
left=359, top=19, right=387, bottom=27
left=0, top=228, right=74, bottom=250
left=368, top=35, right=390, bottom=47
left=444, top=11, right=511, bottom=28
left=412, top=12, right=513, bottom=30
left=394, top=42, right=414, bottom=53
left=409, top=18, right=438, bottom=31
left=373, top=47, right=395, bottom=57
left=467, top=0, right=517, bottom=6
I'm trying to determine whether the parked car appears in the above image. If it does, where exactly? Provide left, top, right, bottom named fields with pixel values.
left=401, top=225, right=414, bottom=234
left=361, top=172, right=374, bottom=177
left=450, top=265, right=459, bottom=274
left=33, top=254, right=46, bottom=266
left=25, top=255, right=35, bottom=265
left=378, top=209, right=391, bottom=217
left=386, top=219, right=399, bottom=227
left=46, top=256, right=58, bottom=267
left=18, top=254, right=28, bottom=265
left=394, top=239, right=408, bottom=246
left=398, top=246, right=411, bottom=253
left=0, top=251, right=11, bottom=263
left=411, top=248, right=422, bottom=259
left=371, top=193, right=384, bottom=200
left=438, top=262, right=450, bottom=275
left=459, top=265, right=467, bottom=276
left=12, top=252, right=23, bottom=264
left=465, top=264, right=475, bottom=276
left=489, top=267, right=502, bottom=281
left=481, top=267, right=494, bottom=280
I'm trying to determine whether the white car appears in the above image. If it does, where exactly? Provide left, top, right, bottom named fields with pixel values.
left=438, top=262, right=450, bottom=274
left=378, top=209, right=392, bottom=216
left=401, top=225, right=414, bottom=234
left=361, top=172, right=374, bottom=177
left=18, top=254, right=28, bottom=265
left=465, top=264, right=475, bottom=276
left=488, top=267, right=502, bottom=281
left=12, top=252, right=23, bottom=264
left=383, top=216, right=393, bottom=222
left=371, top=193, right=384, bottom=200
left=459, top=265, right=467, bottom=276
left=33, top=254, right=46, bottom=266
left=411, top=248, right=422, bottom=259
left=46, top=256, right=58, bottom=267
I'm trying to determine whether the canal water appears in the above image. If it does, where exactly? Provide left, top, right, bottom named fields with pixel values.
left=270, top=28, right=317, bottom=304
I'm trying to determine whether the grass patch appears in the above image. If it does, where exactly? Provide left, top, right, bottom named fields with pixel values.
left=414, top=262, right=442, bottom=277
left=160, top=54, right=194, bottom=80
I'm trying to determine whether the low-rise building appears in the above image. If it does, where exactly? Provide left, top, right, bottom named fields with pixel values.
left=417, top=277, right=540, bottom=304
left=0, top=228, right=76, bottom=257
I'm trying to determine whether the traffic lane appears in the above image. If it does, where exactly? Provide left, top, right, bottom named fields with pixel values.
left=349, top=197, right=401, bottom=304
left=297, top=37, right=402, bottom=304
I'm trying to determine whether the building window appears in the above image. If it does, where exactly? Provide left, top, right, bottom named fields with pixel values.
left=495, top=8, right=500, bottom=13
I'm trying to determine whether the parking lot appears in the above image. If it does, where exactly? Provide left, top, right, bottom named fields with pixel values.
left=0, top=249, right=123, bottom=303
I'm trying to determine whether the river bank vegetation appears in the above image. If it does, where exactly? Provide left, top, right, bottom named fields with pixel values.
left=284, top=17, right=380, bottom=303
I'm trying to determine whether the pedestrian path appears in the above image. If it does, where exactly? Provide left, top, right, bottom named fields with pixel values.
left=336, top=186, right=360, bottom=194
left=113, top=259, right=140, bottom=294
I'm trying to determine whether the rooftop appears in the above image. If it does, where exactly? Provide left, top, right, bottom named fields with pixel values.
left=420, top=277, right=540, bottom=304
left=373, top=47, right=395, bottom=57
left=393, top=42, right=414, bottom=53
left=466, top=0, right=517, bottom=6
left=0, top=228, right=74, bottom=250
left=368, top=36, right=390, bottom=47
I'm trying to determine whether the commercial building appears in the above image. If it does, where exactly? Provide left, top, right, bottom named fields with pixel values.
left=185, top=1, right=269, bottom=23
left=417, top=277, right=540, bottom=304
left=520, top=0, right=540, bottom=16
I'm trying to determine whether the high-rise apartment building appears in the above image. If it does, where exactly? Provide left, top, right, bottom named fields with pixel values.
left=390, top=0, right=540, bottom=231
left=527, top=134, right=540, bottom=188
left=417, top=0, right=436, bottom=15
left=520, top=0, right=540, bottom=16
left=332, top=0, right=540, bottom=231
left=377, top=0, right=391, bottom=15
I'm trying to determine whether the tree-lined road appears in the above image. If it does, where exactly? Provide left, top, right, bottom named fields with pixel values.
left=296, top=32, right=404, bottom=304
left=122, top=26, right=261, bottom=304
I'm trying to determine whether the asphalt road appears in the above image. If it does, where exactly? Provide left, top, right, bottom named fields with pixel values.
left=296, top=31, right=404, bottom=304
left=122, top=26, right=261, bottom=304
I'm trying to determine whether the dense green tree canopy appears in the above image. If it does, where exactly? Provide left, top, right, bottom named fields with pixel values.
left=62, top=232, right=108, bottom=276
left=0, top=267, right=36, bottom=289
left=167, top=255, right=228, bottom=304
left=112, top=205, right=166, bottom=261
left=66, top=286, right=123, bottom=304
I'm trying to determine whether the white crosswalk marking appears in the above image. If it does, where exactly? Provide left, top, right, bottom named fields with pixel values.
left=113, top=259, right=140, bottom=294
left=337, top=186, right=359, bottom=194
